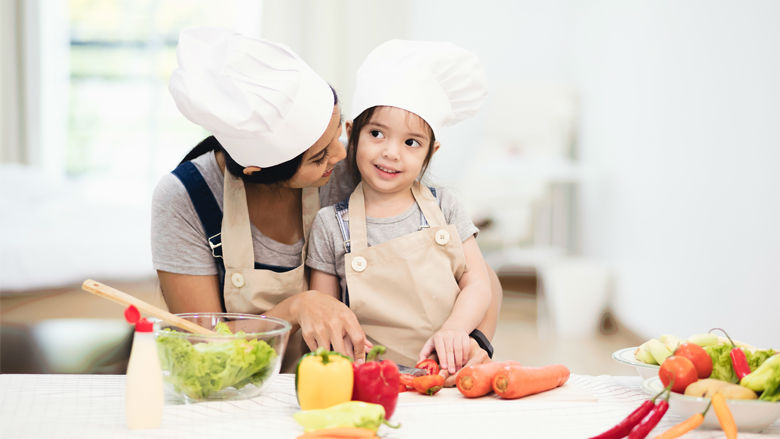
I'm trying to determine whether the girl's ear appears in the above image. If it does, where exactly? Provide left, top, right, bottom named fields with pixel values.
left=243, top=166, right=262, bottom=175
left=345, top=120, right=353, bottom=138
left=432, top=141, right=441, bottom=154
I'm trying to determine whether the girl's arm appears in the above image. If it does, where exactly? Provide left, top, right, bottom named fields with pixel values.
left=446, top=236, right=491, bottom=332
left=420, top=236, right=491, bottom=373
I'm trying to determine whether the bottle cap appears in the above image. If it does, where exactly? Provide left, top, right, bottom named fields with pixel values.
left=135, top=318, right=154, bottom=333
left=124, top=305, right=154, bottom=332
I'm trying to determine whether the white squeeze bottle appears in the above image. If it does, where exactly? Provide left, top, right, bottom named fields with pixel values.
left=124, top=305, right=163, bottom=429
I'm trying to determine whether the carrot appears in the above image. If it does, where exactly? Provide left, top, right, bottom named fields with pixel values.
left=653, top=398, right=710, bottom=439
left=712, top=392, right=737, bottom=439
left=456, top=361, right=522, bottom=398
left=491, top=364, right=570, bottom=399
left=296, top=427, right=378, bottom=438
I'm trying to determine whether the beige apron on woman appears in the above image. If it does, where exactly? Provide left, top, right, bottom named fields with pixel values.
left=220, top=171, right=319, bottom=372
left=345, top=181, right=467, bottom=366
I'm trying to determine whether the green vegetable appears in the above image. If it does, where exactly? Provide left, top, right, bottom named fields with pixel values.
left=704, top=343, right=776, bottom=385
left=705, top=343, right=738, bottom=383
left=688, top=333, right=720, bottom=347
left=741, top=354, right=780, bottom=402
left=293, top=401, right=399, bottom=432
left=156, top=322, right=276, bottom=400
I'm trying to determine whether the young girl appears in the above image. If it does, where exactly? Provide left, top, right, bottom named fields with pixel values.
left=306, top=40, right=491, bottom=374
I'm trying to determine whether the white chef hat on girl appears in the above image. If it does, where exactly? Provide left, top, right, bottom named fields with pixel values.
left=169, top=27, right=334, bottom=167
left=350, top=39, right=487, bottom=136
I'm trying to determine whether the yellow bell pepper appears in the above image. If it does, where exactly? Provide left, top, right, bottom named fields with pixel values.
left=295, top=348, right=354, bottom=410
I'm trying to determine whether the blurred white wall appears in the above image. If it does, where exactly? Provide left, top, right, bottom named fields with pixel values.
left=572, top=1, right=780, bottom=348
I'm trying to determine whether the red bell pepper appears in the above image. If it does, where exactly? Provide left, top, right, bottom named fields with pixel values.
left=352, top=346, right=400, bottom=419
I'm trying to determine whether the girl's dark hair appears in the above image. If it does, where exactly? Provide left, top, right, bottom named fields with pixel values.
left=346, top=106, right=437, bottom=185
left=178, top=86, right=339, bottom=185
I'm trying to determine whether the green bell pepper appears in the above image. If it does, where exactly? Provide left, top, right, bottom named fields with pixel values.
left=293, top=401, right=400, bottom=432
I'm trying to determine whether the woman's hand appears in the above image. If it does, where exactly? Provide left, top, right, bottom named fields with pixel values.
left=438, top=337, right=491, bottom=387
left=293, top=290, right=367, bottom=362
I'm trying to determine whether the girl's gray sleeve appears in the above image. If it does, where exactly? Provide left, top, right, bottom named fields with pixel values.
left=305, top=207, right=339, bottom=276
left=438, top=187, right=480, bottom=242
left=151, top=173, right=218, bottom=275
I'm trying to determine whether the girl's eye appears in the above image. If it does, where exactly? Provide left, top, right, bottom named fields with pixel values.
left=369, top=129, right=384, bottom=139
left=405, top=139, right=421, bottom=148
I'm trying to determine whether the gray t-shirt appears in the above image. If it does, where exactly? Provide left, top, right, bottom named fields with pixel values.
left=305, top=187, right=479, bottom=295
left=151, top=150, right=356, bottom=275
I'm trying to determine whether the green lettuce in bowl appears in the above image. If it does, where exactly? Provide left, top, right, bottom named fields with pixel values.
left=155, top=314, right=290, bottom=402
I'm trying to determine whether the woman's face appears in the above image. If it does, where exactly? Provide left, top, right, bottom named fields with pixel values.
left=286, top=105, right=346, bottom=188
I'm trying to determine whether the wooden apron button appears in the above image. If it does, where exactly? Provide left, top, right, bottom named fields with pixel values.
left=435, top=229, right=450, bottom=245
left=351, top=256, right=367, bottom=272
left=230, top=272, right=245, bottom=288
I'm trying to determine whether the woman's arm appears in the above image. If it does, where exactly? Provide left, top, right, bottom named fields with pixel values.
left=158, top=269, right=366, bottom=361
left=157, top=271, right=223, bottom=313
left=305, top=269, right=366, bottom=360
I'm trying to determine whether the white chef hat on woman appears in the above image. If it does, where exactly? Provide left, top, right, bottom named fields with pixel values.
left=350, top=39, right=487, bottom=136
left=169, top=27, right=334, bottom=167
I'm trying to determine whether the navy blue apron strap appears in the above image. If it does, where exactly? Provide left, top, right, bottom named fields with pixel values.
left=172, top=161, right=227, bottom=311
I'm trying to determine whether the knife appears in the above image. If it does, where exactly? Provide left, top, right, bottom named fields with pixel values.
left=395, top=363, right=429, bottom=376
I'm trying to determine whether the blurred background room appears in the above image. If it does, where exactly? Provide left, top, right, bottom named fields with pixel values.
left=1, top=0, right=778, bottom=375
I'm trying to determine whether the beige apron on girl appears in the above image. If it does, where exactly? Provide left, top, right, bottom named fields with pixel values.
left=345, top=181, right=467, bottom=366
left=220, top=171, right=319, bottom=372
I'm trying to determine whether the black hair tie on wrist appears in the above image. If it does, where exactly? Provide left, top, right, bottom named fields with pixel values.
left=469, top=329, right=494, bottom=359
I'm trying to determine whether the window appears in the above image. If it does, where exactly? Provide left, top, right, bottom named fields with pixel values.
left=65, top=0, right=262, bottom=188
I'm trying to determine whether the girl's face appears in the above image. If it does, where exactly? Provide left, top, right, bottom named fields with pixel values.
left=286, top=105, right=346, bottom=188
left=354, top=106, right=435, bottom=196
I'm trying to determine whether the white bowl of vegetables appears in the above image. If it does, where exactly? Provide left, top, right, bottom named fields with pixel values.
left=155, top=313, right=291, bottom=403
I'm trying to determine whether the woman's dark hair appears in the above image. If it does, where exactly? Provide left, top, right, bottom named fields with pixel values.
left=178, top=85, right=339, bottom=185
left=346, top=106, right=437, bottom=185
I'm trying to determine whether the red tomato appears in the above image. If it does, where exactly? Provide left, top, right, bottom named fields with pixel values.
left=415, top=358, right=440, bottom=375
left=659, top=355, right=698, bottom=393
left=674, top=342, right=713, bottom=378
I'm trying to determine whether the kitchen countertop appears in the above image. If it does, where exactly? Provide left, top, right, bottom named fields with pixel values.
left=1, top=373, right=778, bottom=438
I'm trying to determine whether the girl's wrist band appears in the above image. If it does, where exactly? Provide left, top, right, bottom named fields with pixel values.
left=469, top=329, right=494, bottom=358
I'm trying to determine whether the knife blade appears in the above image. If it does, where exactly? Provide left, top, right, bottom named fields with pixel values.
left=395, top=363, right=429, bottom=376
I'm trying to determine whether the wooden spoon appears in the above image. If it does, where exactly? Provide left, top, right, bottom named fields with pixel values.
left=82, top=279, right=214, bottom=335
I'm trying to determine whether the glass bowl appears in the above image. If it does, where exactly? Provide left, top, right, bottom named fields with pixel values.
left=642, top=376, right=780, bottom=432
left=612, top=346, right=659, bottom=380
left=155, top=313, right=291, bottom=403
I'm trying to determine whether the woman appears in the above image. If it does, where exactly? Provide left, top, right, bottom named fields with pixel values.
left=151, top=28, right=501, bottom=377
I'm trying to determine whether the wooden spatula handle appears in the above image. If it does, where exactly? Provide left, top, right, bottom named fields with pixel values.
left=82, top=279, right=214, bottom=335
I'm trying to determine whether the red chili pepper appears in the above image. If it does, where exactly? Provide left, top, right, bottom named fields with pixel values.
left=710, top=328, right=752, bottom=380
left=415, top=358, right=440, bottom=375
left=627, top=391, right=671, bottom=439
left=412, top=374, right=445, bottom=395
left=351, top=346, right=400, bottom=419
left=588, top=384, right=671, bottom=439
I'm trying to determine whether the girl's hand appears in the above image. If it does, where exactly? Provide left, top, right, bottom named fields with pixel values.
left=440, top=338, right=491, bottom=387
left=419, top=328, right=471, bottom=374
left=294, top=290, right=367, bottom=361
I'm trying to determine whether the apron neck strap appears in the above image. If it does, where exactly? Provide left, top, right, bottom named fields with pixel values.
left=411, top=181, right=447, bottom=227
left=222, top=171, right=255, bottom=268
